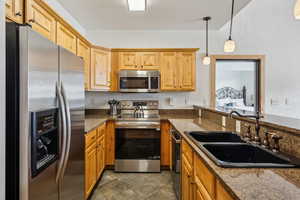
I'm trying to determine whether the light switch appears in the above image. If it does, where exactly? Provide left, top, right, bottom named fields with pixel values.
left=222, top=116, right=226, bottom=127
left=236, top=120, right=241, bottom=133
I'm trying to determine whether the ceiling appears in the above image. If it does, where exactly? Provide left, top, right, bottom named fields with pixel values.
left=57, top=0, right=252, bottom=31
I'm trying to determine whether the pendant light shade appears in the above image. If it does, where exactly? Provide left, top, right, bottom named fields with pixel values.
left=295, top=0, right=300, bottom=19
left=202, top=56, right=211, bottom=65
left=202, top=16, right=211, bottom=65
left=224, top=0, right=236, bottom=53
left=224, top=39, right=236, bottom=53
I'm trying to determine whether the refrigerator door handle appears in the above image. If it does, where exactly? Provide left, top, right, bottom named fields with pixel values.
left=55, top=82, right=68, bottom=183
left=60, top=82, right=72, bottom=180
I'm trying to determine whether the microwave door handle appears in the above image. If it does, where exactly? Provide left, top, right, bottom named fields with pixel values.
left=148, top=76, right=151, bottom=91
left=55, top=82, right=67, bottom=183
left=60, top=82, right=72, bottom=180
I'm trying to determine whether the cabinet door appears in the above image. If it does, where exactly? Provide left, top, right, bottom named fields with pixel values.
left=160, top=52, right=177, bottom=90
left=85, top=144, right=97, bottom=198
left=105, top=121, right=115, bottom=165
left=96, top=137, right=105, bottom=179
left=216, top=180, right=234, bottom=200
left=90, top=48, right=111, bottom=91
left=77, top=39, right=91, bottom=90
left=5, top=0, right=23, bottom=23
left=181, top=155, right=193, bottom=200
left=119, top=52, right=139, bottom=70
left=161, top=121, right=171, bottom=166
left=26, top=0, right=56, bottom=42
left=57, top=22, right=77, bottom=54
left=178, top=52, right=195, bottom=90
left=139, top=52, right=160, bottom=70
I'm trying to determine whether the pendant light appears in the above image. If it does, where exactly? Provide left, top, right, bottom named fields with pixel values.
left=224, top=0, right=236, bottom=53
left=202, top=16, right=211, bottom=65
left=295, top=0, right=300, bottom=19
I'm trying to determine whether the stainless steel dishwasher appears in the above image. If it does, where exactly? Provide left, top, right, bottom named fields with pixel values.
left=170, top=128, right=181, bottom=200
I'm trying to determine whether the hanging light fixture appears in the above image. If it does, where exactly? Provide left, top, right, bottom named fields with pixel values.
left=295, top=0, right=300, bottom=19
left=202, top=16, right=211, bottom=65
left=224, top=0, right=236, bottom=52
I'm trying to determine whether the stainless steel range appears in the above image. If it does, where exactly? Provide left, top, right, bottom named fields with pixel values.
left=115, top=100, right=161, bottom=172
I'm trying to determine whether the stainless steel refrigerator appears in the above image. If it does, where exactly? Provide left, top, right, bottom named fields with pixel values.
left=6, top=22, right=85, bottom=200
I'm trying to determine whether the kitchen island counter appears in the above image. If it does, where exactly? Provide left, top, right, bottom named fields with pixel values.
left=169, top=118, right=300, bottom=200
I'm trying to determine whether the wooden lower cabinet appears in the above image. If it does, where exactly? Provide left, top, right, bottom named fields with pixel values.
left=85, top=143, right=97, bottom=198
left=161, top=121, right=171, bottom=167
left=105, top=120, right=115, bottom=165
left=181, top=154, right=194, bottom=200
left=181, top=139, right=234, bottom=200
left=85, top=123, right=106, bottom=199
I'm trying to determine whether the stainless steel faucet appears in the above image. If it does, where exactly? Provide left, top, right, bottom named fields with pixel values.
left=229, top=110, right=264, bottom=145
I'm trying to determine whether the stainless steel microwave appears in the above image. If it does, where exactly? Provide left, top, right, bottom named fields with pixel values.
left=119, top=70, right=160, bottom=93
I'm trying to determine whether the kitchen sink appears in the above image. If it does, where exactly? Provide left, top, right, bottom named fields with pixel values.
left=201, top=143, right=299, bottom=168
left=187, top=131, right=245, bottom=143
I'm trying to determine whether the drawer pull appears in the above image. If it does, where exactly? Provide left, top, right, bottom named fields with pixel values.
left=15, top=12, right=22, bottom=16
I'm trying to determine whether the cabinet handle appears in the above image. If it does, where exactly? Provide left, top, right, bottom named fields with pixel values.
left=141, top=65, right=144, bottom=68
left=91, top=136, right=96, bottom=140
left=15, top=12, right=22, bottom=16
left=28, top=19, right=35, bottom=23
left=135, top=65, right=138, bottom=68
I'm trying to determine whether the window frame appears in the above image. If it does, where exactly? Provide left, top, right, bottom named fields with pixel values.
left=210, top=55, right=265, bottom=113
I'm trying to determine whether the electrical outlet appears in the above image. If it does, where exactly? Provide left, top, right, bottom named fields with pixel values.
left=222, top=116, right=226, bottom=127
left=236, top=120, right=241, bottom=133
left=198, top=109, right=202, bottom=117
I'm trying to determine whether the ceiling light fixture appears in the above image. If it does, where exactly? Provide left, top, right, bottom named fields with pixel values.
left=224, top=0, right=236, bottom=53
left=127, top=0, right=146, bottom=12
left=295, top=0, right=300, bottom=19
left=202, top=16, right=211, bottom=65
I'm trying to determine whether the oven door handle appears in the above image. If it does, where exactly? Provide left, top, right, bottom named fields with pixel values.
left=170, top=131, right=181, bottom=144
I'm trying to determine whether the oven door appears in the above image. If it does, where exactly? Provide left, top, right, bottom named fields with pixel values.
left=115, top=128, right=161, bottom=172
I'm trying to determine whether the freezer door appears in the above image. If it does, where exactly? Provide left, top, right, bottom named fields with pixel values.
left=59, top=47, right=85, bottom=200
left=18, top=27, right=59, bottom=200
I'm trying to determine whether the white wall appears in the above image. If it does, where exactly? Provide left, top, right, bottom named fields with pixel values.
left=43, top=0, right=87, bottom=37
left=86, top=30, right=221, bottom=109
left=219, top=0, right=300, bottom=119
left=0, top=0, right=5, bottom=198
left=86, top=0, right=300, bottom=119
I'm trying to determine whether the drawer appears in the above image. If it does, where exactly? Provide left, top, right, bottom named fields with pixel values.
left=194, top=153, right=216, bottom=198
left=85, top=129, right=97, bottom=148
left=182, top=139, right=193, bottom=164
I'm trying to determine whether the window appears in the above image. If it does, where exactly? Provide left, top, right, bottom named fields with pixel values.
left=210, top=55, right=265, bottom=113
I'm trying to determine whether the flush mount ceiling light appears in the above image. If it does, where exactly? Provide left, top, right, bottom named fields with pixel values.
left=224, top=0, right=236, bottom=53
left=127, top=0, right=146, bottom=12
left=295, top=0, right=300, bottom=19
left=202, top=16, right=211, bottom=65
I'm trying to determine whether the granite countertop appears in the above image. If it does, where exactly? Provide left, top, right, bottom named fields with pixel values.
left=169, top=118, right=300, bottom=200
left=194, top=105, right=300, bottom=135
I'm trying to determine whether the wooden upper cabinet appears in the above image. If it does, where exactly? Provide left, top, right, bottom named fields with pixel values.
left=178, top=52, right=195, bottom=91
left=160, top=52, right=177, bottom=91
left=6, top=0, right=23, bottom=24
left=57, top=22, right=77, bottom=54
left=26, top=0, right=56, bottom=42
left=119, top=52, right=139, bottom=70
left=77, top=39, right=91, bottom=90
left=139, top=52, right=160, bottom=69
left=90, top=48, right=111, bottom=91
left=119, top=52, right=160, bottom=70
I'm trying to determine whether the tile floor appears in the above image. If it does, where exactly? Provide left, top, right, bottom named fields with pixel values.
left=91, top=170, right=177, bottom=200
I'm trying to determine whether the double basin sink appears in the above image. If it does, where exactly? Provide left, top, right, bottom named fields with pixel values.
left=186, top=131, right=299, bottom=168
